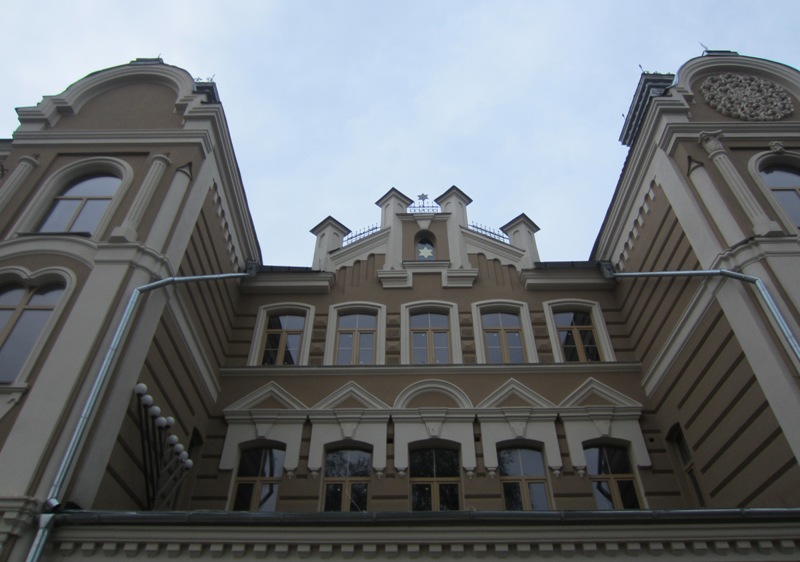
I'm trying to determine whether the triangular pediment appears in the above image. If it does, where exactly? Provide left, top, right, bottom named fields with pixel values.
left=477, top=379, right=556, bottom=409
left=559, top=378, right=642, bottom=408
left=312, top=381, right=390, bottom=410
left=224, top=382, right=307, bottom=412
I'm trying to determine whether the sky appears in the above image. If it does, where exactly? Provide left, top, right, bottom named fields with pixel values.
left=2, top=1, right=799, bottom=266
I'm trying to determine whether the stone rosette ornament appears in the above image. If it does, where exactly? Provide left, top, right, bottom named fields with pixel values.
left=700, top=73, right=794, bottom=121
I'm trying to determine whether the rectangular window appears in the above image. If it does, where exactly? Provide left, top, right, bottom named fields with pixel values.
left=409, top=448, right=460, bottom=511
left=323, top=449, right=371, bottom=512
left=263, top=314, right=305, bottom=365
left=410, top=313, right=450, bottom=364
left=335, top=313, right=377, bottom=365
left=498, top=448, right=550, bottom=510
left=668, top=426, right=705, bottom=507
left=482, top=312, right=525, bottom=364
left=554, top=311, right=601, bottom=362
left=232, top=447, right=285, bottom=512
left=584, top=445, right=642, bottom=509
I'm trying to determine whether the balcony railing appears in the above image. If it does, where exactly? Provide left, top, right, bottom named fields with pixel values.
left=342, top=224, right=381, bottom=246
left=468, top=222, right=509, bottom=243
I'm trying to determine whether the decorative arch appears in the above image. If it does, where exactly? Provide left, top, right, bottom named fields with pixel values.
left=394, top=379, right=473, bottom=409
left=12, top=157, right=134, bottom=240
left=16, top=61, right=199, bottom=129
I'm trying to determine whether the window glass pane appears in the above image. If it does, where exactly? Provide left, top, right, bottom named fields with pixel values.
left=283, top=334, right=302, bottom=365
left=262, top=448, right=285, bottom=478
left=350, top=482, right=368, bottom=511
left=411, top=483, right=432, bottom=511
left=0, top=309, right=51, bottom=384
left=28, top=285, right=64, bottom=306
left=348, top=450, right=372, bottom=477
left=772, top=190, right=800, bottom=226
left=279, top=314, right=305, bottom=330
left=237, top=449, right=264, bottom=477
left=417, top=240, right=435, bottom=260
left=428, top=313, right=448, bottom=329
left=616, top=480, right=640, bottom=509
left=519, top=448, right=545, bottom=476
left=336, top=333, right=353, bottom=365
left=232, top=483, right=254, bottom=511
left=338, top=314, right=358, bottom=329
left=584, top=447, right=602, bottom=476
left=70, top=199, right=110, bottom=232
left=325, top=450, right=349, bottom=477
left=498, top=449, right=521, bottom=477
left=761, top=166, right=800, bottom=188
left=357, top=333, right=374, bottom=365
left=503, top=482, right=524, bottom=510
left=412, top=332, right=428, bottom=364
left=528, top=482, right=549, bottom=510
left=0, top=310, right=12, bottom=332
left=65, top=175, right=120, bottom=196
left=506, top=332, right=524, bottom=363
left=262, top=333, right=281, bottom=365
left=38, top=199, right=80, bottom=232
left=434, top=449, right=460, bottom=477
left=258, top=482, right=280, bottom=511
left=438, top=483, right=460, bottom=511
left=554, top=312, right=576, bottom=326
left=482, top=312, right=501, bottom=328
left=0, top=285, right=25, bottom=306
left=499, top=312, right=520, bottom=327
left=410, top=314, right=428, bottom=329
left=572, top=312, right=592, bottom=326
left=432, top=332, right=449, bottom=364
left=324, top=483, right=343, bottom=511
left=591, top=480, right=615, bottom=510
left=358, top=314, right=377, bottom=329
left=409, top=449, right=434, bottom=477
left=605, top=446, right=632, bottom=474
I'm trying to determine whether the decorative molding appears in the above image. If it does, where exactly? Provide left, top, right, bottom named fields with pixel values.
left=700, top=73, right=794, bottom=121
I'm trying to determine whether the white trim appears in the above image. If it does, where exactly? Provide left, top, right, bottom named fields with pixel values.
left=400, top=301, right=462, bottom=364
left=11, top=157, right=134, bottom=240
left=542, top=299, right=616, bottom=363
left=247, top=302, right=315, bottom=366
left=393, top=379, right=474, bottom=409
left=323, top=302, right=386, bottom=365
left=471, top=300, right=537, bottom=364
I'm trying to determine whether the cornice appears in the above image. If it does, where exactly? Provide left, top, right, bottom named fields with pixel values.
left=220, top=362, right=643, bottom=378
left=239, top=272, right=335, bottom=294
left=520, top=268, right=616, bottom=290
left=49, top=509, right=800, bottom=560
left=11, top=129, right=215, bottom=154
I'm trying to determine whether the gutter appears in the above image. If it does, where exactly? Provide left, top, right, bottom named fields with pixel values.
left=600, top=263, right=800, bottom=367
left=25, top=262, right=259, bottom=562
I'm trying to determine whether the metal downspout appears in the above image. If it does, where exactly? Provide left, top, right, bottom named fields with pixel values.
left=25, top=264, right=258, bottom=562
left=601, top=264, right=800, bottom=367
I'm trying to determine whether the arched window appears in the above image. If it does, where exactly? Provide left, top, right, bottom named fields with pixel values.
left=481, top=312, right=525, bottom=364
left=409, top=447, right=461, bottom=511
left=760, top=164, right=800, bottom=227
left=323, top=448, right=372, bottom=512
left=263, top=313, right=306, bottom=365
left=36, top=174, right=121, bottom=234
left=667, top=425, right=705, bottom=507
left=0, top=283, right=65, bottom=384
left=498, top=447, right=550, bottom=510
left=416, top=238, right=435, bottom=260
left=231, top=446, right=285, bottom=511
left=584, top=444, right=642, bottom=510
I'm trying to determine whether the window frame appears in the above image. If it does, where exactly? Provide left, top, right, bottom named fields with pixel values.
left=248, top=303, right=314, bottom=366
left=752, top=152, right=800, bottom=229
left=471, top=300, right=537, bottom=364
left=13, top=157, right=133, bottom=239
left=583, top=443, right=643, bottom=510
left=400, top=301, right=461, bottom=365
left=497, top=445, right=552, bottom=511
left=667, top=424, right=706, bottom=508
left=323, top=302, right=386, bottom=365
left=230, top=443, right=286, bottom=512
left=408, top=444, right=462, bottom=512
left=543, top=299, right=615, bottom=363
left=0, top=268, right=73, bottom=387
left=321, top=446, right=373, bottom=512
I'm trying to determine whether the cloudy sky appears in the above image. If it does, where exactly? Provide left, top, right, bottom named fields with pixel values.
left=2, top=1, right=799, bottom=266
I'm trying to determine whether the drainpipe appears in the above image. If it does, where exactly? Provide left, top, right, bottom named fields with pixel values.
left=600, top=263, right=800, bottom=367
left=25, top=262, right=259, bottom=562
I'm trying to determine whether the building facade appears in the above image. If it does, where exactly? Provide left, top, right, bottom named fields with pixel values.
left=1, top=52, right=800, bottom=561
